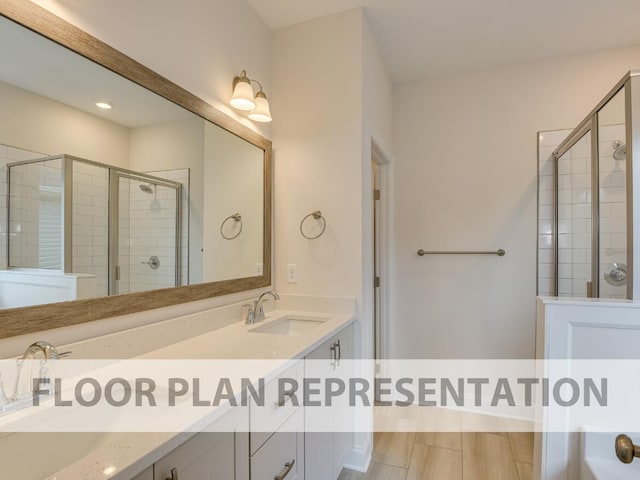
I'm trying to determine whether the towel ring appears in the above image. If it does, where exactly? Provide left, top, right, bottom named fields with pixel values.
left=220, top=213, right=242, bottom=240
left=300, top=211, right=326, bottom=239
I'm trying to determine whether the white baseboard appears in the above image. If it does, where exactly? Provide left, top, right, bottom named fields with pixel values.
left=343, top=444, right=372, bottom=473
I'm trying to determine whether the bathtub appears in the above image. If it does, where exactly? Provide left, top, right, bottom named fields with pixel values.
left=582, top=432, right=640, bottom=479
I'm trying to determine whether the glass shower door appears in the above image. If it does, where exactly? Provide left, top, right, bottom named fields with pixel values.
left=111, top=172, right=180, bottom=295
left=597, top=88, right=628, bottom=299
left=556, top=130, right=594, bottom=297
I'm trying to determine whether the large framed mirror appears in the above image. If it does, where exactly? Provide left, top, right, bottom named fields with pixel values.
left=0, top=0, right=272, bottom=338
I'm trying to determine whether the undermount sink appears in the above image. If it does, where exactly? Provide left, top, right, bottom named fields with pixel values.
left=249, top=316, right=329, bottom=336
left=1, top=432, right=116, bottom=480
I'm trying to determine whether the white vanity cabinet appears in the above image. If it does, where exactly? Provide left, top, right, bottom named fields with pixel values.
left=250, top=408, right=305, bottom=480
left=305, top=324, right=354, bottom=480
left=131, top=466, right=153, bottom=480
left=249, top=359, right=305, bottom=480
left=123, top=321, right=355, bottom=480
left=149, top=407, right=249, bottom=480
left=153, top=432, right=236, bottom=480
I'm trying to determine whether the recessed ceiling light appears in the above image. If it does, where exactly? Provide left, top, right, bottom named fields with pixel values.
left=96, top=102, right=112, bottom=110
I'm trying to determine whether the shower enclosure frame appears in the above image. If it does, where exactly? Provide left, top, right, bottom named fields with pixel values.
left=108, top=168, right=183, bottom=295
left=6, top=154, right=182, bottom=295
left=550, top=71, right=640, bottom=299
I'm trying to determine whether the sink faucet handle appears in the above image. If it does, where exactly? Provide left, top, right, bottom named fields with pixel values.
left=0, top=374, right=9, bottom=406
left=56, top=351, right=72, bottom=359
left=242, top=303, right=256, bottom=324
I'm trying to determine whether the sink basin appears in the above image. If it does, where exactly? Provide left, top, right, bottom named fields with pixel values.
left=249, top=316, right=329, bottom=336
left=1, top=431, right=116, bottom=480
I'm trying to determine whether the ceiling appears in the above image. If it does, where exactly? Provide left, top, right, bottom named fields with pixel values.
left=0, top=16, right=191, bottom=129
left=248, top=0, right=640, bottom=83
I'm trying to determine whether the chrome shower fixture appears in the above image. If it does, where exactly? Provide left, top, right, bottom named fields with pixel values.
left=139, top=183, right=154, bottom=194
left=612, top=141, right=626, bottom=161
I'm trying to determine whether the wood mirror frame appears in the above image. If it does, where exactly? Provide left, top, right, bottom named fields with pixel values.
left=0, top=0, right=272, bottom=339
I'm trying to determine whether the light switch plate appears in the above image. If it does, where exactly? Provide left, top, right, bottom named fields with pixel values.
left=287, top=264, right=298, bottom=284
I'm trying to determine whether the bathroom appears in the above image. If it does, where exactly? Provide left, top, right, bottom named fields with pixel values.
left=1, top=1, right=640, bottom=479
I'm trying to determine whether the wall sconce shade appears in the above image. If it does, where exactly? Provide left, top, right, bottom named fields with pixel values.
left=248, top=91, right=272, bottom=123
left=230, top=70, right=272, bottom=122
left=230, top=74, right=256, bottom=111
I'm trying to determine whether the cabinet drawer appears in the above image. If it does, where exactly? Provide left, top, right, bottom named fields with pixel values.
left=250, top=360, right=303, bottom=454
left=130, top=466, right=153, bottom=480
left=154, top=432, right=235, bottom=480
left=250, top=409, right=304, bottom=480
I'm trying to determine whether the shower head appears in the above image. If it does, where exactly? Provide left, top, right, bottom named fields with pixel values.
left=139, top=184, right=154, bottom=194
left=612, top=141, right=626, bottom=161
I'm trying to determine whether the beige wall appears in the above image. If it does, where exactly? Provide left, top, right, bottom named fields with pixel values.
left=272, top=9, right=364, bottom=301
left=31, top=0, right=273, bottom=141
left=391, top=45, right=640, bottom=360
left=0, top=81, right=130, bottom=166
left=203, top=122, right=264, bottom=282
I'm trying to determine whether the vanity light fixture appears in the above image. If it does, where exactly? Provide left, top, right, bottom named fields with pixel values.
left=95, top=101, right=112, bottom=110
left=230, top=70, right=272, bottom=122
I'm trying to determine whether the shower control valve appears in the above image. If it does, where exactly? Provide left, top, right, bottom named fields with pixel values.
left=141, top=255, right=161, bottom=270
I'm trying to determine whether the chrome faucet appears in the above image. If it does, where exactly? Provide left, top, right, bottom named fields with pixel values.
left=0, top=341, right=71, bottom=414
left=244, top=291, right=280, bottom=324
left=255, top=291, right=280, bottom=321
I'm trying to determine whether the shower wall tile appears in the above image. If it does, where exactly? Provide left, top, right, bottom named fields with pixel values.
left=538, top=125, right=628, bottom=299
left=537, top=130, right=564, bottom=297
left=4, top=152, right=59, bottom=270
left=72, top=161, right=108, bottom=297
left=598, top=124, right=627, bottom=299
left=122, top=168, right=188, bottom=293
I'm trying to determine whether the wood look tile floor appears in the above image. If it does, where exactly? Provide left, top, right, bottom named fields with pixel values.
left=339, top=410, right=533, bottom=480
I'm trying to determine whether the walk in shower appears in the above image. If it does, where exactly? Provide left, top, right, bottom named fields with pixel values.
left=537, top=71, right=640, bottom=299
left=7, top=154, right=182, bottom=298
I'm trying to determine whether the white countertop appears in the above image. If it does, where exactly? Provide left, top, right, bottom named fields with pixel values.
left=1, top=298, right=356, bottom=480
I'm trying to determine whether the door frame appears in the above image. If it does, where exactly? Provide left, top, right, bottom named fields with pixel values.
left=371, top=139, right=391, bottom=361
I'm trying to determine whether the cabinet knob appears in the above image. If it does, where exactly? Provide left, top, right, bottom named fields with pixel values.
left=165, top=467, right=179, bottom=480
left=274, top=459, right=295, bottom=480
left=616, top=434, right=640, bottom=464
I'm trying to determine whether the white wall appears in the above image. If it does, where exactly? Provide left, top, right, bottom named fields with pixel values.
left=0, top=81, right=130, bottom=166
left=31, top=0, right=273, bottom=140
left=392, top=45, right=640, bottom=360
left=203, top=122, right=264, bottom=282
left=272, top=9, right=364, bottom=304
left=272, top=9, right=392, bottom=471
left=362, top=16, right=394, bottom=360
left=363, top=19, right=393, bottom=156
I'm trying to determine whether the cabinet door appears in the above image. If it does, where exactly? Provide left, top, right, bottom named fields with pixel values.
left=154, top=432, right=235, bottom=480
left=305, top=336, right=336, bottom=480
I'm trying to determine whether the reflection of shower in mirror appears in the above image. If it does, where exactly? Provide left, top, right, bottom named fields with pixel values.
left=139, top=183, right=155, bottom=194
left=612, top=140, right=626, bottom=161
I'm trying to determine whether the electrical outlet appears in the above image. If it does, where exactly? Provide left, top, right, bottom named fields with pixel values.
left=255, top=263, right=263, bottom=275
left=287, top=264, right=298, bottom=284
